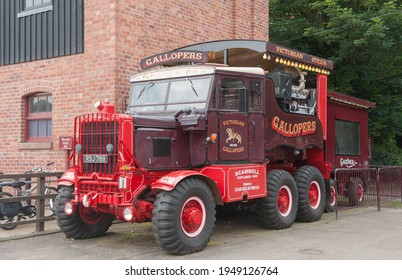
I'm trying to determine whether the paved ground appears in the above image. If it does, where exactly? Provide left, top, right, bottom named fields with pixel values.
left=0, top=206, right=402, bottom=260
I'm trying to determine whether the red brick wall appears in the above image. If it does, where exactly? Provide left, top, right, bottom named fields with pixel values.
left=0, top=0, right=269, bottom=173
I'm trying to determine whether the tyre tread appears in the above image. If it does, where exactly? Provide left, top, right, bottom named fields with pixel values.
left=54, top=186, right=113, bottom=239
left=294, top=166, right=325, bottom=222
left=152, top=177, right=216, bottom=255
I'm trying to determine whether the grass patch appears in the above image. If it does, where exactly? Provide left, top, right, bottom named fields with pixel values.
left=382, top=200, right=402, bottom=208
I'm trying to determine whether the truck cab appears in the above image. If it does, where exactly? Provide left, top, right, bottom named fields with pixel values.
left=128, top=64, right=324, bottom=169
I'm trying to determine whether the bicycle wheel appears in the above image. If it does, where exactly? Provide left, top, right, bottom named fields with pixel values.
left=44, top=187, right=57, bottom=217
left=0, top=192, right=21, bottom=230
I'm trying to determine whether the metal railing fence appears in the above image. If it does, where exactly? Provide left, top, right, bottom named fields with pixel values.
left=334, top=166, right=402, bottom=217
left=0, top=172, right=63, bottom=232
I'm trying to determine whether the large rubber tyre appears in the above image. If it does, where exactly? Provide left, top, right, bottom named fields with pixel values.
left=54, top=186, right=113, bottom=239
left=294, top=166, right=325, bottom=222
left=348, top=177, right=364, bottom=207
left=324, top=179, right=336, bottom=213
left=256, top=170, right=298, bottom=229
left=152, top=177, right=216, bottom=255
left=0, top=192, right=21, bottom=230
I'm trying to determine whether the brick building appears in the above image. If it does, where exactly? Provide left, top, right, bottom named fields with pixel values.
left=0, top=0, right=269, bottom=173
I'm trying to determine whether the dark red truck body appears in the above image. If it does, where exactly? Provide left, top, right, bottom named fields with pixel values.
left=54, top=40, right=375, bottom=255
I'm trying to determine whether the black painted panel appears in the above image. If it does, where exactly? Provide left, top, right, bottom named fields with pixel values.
left=0, top=0, right=84, bottom=66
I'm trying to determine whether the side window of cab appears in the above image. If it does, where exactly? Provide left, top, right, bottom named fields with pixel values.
left=220, top=78, right=246, bottom=112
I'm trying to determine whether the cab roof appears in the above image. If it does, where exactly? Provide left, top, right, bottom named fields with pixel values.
left=130, top=65, right=266, bottom=83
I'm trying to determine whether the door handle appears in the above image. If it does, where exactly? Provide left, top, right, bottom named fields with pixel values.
left=250, top=120, right=256, bottom=146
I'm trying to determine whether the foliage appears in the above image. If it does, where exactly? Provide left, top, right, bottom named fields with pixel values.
left=270, top=0, right=402, bottom=165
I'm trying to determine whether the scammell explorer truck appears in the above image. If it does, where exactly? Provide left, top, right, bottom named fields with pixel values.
left=55, top=40, right=360, bottom=255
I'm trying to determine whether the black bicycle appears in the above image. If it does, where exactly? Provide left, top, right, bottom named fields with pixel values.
left=0, top=162, right=57, bottom=230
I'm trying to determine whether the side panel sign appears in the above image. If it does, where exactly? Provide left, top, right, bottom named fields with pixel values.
left=140, top=50, right=208, bottom=70
left=227, top=165, right=266, bottom=202
left=220, top=115, right=248, bottom=160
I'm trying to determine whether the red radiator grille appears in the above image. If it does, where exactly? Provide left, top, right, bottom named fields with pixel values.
left=76, top=114, right=119, bottom=177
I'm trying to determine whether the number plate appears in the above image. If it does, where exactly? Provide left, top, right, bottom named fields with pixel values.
left=83, top=155, right=108, bottom=163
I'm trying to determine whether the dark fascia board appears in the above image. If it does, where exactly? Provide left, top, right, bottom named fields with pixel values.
left=176, top=39, right=267, bottom=53
left=328, top=90, right=376, bottom=109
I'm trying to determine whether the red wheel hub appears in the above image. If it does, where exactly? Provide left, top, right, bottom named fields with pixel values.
left=308, top=181, right=321, bottom=209
left=277, top=186, right=292, bottom=217
left=181, top=196, right=206, bottom=238
left=78, top=204, right=104, bottom=224
left=357, top=184, right=364, bottom=201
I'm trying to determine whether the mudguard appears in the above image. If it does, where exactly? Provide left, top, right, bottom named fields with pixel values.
left=57, top=169, right=76, bottom=187
left=151, top=170, right=223, bottom=205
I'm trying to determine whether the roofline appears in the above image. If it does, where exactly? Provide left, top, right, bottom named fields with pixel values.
left=328, top=90, right=376, bottom=109
left=176, top=39, right=267, bottom=52
left=176, top=39, right=334, bottom=70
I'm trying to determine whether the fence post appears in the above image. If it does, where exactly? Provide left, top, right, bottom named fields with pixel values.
left=400, top=167, right=402, bottom=203
left=36, top=176, right=46, bottom=232
left=376, top=168, right=381, bottom=212
left=334, top=171, right=338, bottom=220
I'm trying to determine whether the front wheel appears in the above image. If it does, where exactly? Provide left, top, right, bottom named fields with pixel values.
left=256, top=170, right=298, bottom=229
left=54, top=186, right=113, bottom=239
left=152, top=177, right=216, bottom=255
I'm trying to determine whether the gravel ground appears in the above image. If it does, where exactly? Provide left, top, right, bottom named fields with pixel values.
left=1, top=206, right=402, bottom=260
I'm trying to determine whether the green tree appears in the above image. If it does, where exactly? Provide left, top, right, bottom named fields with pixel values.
left=270, top=0, right=402, bottom=165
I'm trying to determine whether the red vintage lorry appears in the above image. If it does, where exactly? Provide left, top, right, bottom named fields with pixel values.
left=54, top=40, right=374, bottom=254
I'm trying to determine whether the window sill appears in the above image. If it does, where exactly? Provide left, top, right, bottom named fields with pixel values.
left=19, top=142, right=53, bottom=150
left=17, top=5, right=53, bottom=18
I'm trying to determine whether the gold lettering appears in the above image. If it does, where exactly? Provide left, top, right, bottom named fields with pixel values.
left=293, top=123, right=299, bottom=136
left=276, top=46, right=304, bottom=60
left=271, top=116, right=317, bottom=138
left=279, top=120, right=285, bottom=132
left=223, top=120, right=245, bottom=126
left=311, top=121, right=316, bottom=131
left=298, top=123, right=303, bottom=135
left=312, top=57, right=327, bottom=66
left=272, top=116, right=279, bottom=130
left=223, top=146, right=245, bottom=153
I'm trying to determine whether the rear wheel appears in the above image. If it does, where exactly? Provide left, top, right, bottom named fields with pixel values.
left=348, top=177, right=364, bottom=206
left=152, top=177, right=216, bottom=255
left=256, top=170, right=298, bottom=229
left=54, top=186, right=113, bottom=239
left=0, top=192, right=21, bottom=230
left=294, top=166, right=325, bottom=222
left=324, top=179, right=336, bottom=213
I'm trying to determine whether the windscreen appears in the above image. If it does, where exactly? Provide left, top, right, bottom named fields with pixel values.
left=129, top=76, right=213, bottom=113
